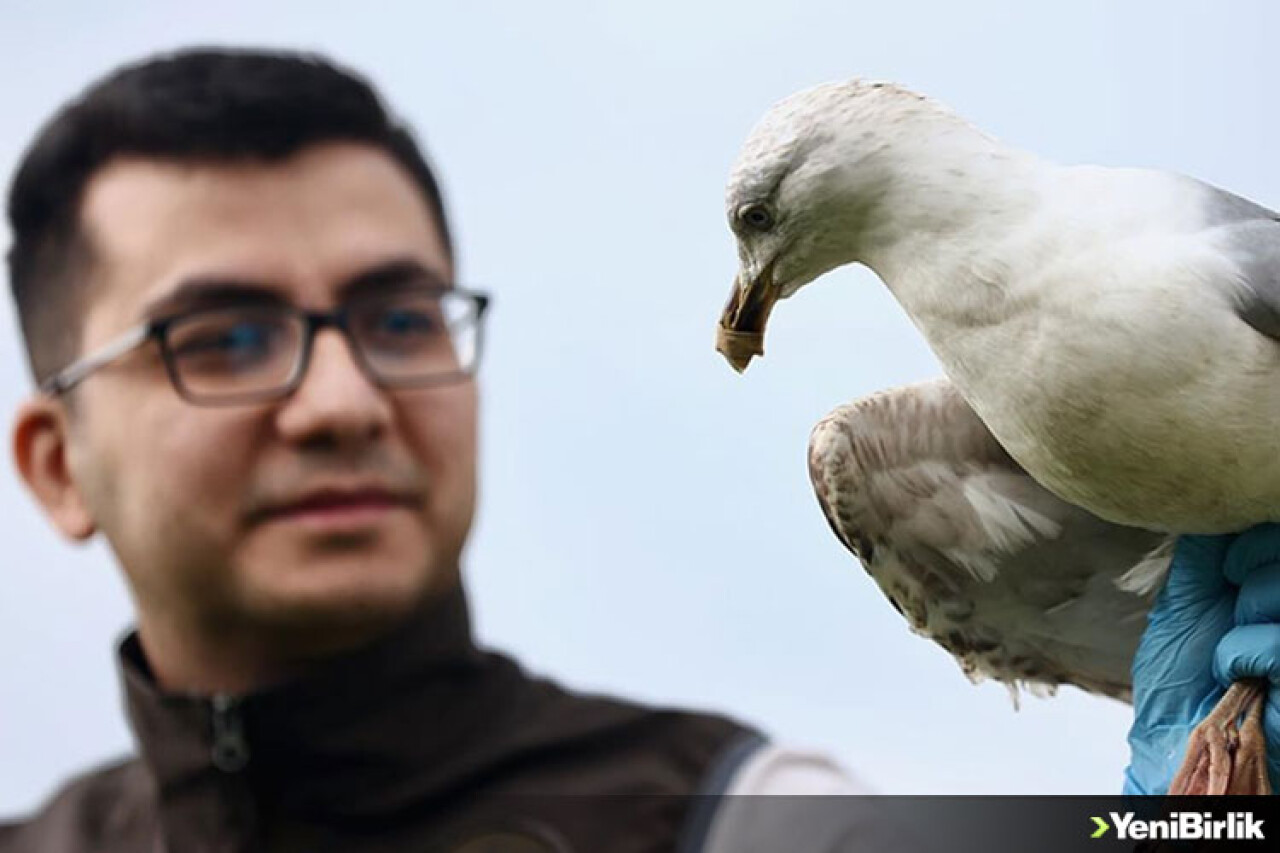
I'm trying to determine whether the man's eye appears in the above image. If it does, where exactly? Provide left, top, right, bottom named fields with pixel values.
left=376, top=309, right=439, bottom=337
left=169, top=320, right=288, bottom=370
left=184, top=323, right=272, bottom=353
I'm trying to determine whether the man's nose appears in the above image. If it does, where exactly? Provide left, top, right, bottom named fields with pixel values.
left=274, top=328, right=393, bottom=447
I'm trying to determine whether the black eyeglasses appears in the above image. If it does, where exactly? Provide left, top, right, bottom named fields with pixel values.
left=41, top=287, right=491, bottom=406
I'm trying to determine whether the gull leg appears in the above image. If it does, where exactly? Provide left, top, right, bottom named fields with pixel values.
left=1168, top=680, right=1270, bottom=796
left=1227, top=684, right=1271, bottom=795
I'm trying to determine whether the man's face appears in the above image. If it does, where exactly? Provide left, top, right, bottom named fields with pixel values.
left=57, top=143, right=477, bottom=643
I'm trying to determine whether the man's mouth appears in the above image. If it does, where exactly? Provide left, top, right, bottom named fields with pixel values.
left=250, top=487, right=422, bottom=531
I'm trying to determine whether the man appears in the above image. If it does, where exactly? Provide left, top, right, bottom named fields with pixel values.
left=0, top=48, right=870, bottom=853
left=1, top=47, right=1278, bottom=853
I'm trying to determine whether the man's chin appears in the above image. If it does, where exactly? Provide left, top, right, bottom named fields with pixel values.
left=228, top=510, right=467, bottom=644
left=236, top=547, right=452, bottom=646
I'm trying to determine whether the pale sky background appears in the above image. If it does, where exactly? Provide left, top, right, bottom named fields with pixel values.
left=2, top=0, right=1278, bottom=815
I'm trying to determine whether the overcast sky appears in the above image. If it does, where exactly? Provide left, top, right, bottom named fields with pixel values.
left=3, top=0, right=1278, bottom=814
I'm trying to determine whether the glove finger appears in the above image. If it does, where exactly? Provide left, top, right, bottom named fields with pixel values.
left=1224, top=522, right=1280, bottom=587
left=1235, top=561, right=1280, bottom=624
left=1213, top=623, right=1280, bottom=686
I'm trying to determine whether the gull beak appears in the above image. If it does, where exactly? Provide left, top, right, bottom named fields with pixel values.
left=716, top=263, right=778, bottom=373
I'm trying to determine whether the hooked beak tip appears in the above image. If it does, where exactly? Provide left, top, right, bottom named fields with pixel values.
left=715, top=324, right=764, bottom=374
left=724, top=350, right=754, bottom=374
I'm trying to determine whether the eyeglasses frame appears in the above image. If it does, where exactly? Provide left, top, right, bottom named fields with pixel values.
left=39, top=286, right=492, bottom=406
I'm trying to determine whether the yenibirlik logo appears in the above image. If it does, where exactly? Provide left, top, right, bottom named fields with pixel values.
left=1090, top=812, right=1264, bottom=841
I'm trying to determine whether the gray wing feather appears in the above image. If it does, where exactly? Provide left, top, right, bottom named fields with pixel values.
left=1197, top=182, right=1280, bottom=341
left=808, top=378, right=1169, bottom=703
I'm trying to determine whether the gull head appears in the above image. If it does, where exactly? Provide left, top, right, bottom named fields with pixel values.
left=716, top=79, right=954, bottom=372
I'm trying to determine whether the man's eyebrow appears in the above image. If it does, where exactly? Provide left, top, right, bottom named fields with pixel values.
left=140, top=259, right=451, bottom=319
left=141, top=280, right=288, bottom=319
left=335, top=258, right=450, bottom=300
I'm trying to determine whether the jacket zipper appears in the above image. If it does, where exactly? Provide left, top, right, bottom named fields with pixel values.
left=210, top=693, right=250, bottom=772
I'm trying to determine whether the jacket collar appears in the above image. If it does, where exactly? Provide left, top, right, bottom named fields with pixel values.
left=118, top=584, right=523, bottom=820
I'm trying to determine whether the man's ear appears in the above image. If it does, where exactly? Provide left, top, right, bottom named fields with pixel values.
left=12, top=396, right=97, bottom=540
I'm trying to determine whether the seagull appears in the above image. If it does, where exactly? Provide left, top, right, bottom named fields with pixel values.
left=717, top=80, right=1280, bottom=793
left=716, top=80, right=1280, bottom=535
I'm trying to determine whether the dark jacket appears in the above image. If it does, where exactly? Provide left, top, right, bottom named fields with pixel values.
left=0, top=587, right=761, bottom=852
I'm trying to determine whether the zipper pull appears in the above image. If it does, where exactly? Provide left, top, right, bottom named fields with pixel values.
left=210, top=693, right=250, bottom=772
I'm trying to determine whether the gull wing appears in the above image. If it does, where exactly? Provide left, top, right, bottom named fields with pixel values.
left=808, top=378, right=1170, bottom=702
left=1195, top=181, right=1280, bottom=342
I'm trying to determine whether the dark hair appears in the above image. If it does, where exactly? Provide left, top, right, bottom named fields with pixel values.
left=6, top=47, right=453, bottom=385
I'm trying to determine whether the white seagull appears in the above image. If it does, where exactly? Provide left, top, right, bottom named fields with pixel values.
left=717, top=80, right=1280, bottom=794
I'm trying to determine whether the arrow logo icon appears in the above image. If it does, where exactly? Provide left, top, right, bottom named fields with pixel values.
left=1091, top=816, right=1110, bottom=838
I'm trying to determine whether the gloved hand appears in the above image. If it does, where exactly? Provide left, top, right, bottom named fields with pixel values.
left=1123, top=523, right=1280, bottom=795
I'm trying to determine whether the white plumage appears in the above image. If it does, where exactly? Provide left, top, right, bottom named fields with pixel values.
left=719, top=80, right=1280, bottom=534
left=716, top=80, right=1280, bottom=711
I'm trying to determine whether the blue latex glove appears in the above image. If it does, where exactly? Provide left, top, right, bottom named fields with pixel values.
left=1123, top=523, right=1280, bottom=795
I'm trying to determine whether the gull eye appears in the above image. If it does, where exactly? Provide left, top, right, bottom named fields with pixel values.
left=737, top=203, right=775, bottom=232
